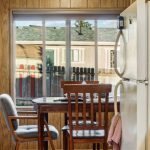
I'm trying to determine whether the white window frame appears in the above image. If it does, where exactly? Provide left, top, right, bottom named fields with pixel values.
left=11, top=11, right=117, bottom=107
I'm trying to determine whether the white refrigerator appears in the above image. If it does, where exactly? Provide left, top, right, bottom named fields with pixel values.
left=148, top=1, right=150, bottom=150
left=114, top=1, right=148, bottom=150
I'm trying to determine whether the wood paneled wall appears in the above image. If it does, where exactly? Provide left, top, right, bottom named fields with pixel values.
left=8, top=0, right=131, bottom=9
left=0, top=0, right=10, bottom=95
left=0, top=0, right=132, bottom=149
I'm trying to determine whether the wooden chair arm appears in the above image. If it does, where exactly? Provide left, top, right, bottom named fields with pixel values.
left=8, top=116, right=38, bottom=120
left=17, top=111, right=37, bottom=114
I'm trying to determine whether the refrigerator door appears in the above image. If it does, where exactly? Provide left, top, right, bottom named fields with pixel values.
left=120, top=80, right=147, bottom=150
left=118, top=1, right=147, bottom=80
left=120, top=3, right=137, bottom=80
left=147, top=2, right=150, bottom=150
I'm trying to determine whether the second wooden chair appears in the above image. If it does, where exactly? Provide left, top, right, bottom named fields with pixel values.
left=63, top=84, right=111, bottom=150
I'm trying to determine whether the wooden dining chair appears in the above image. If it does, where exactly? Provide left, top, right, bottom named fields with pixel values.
left=61, top=80, right=99, bottom=150
left=0, top=94, right=59, bottom=150
left=63, top=84, right=111, bottom=150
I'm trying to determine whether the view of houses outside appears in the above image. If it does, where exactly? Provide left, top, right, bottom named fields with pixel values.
left=15, top=19, right=120, bottom=106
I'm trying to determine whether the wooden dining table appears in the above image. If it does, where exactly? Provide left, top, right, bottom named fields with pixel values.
left=32, top=96, right=120, bottom=150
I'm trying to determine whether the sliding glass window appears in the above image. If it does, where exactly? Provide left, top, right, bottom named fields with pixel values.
left=13, top=14, right=119, bottom=106
left=15, top=20, right=43, bottom=106
left=45, top=20, right=66, bottom=97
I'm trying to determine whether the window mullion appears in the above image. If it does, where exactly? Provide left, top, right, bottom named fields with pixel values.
left=66, top=20, right=71, bottom=80
left=42, top=19, right=47, bottom=96
left=95, top=20, right=98, bottom=80
left=12, top=21, right=17, bottom=104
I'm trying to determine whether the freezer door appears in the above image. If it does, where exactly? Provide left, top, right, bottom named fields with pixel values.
left=121, top=16, right=137, bottom=79
left=118, top=2, right=147, bottom=80
left=120, top=80, right=147, bottom=150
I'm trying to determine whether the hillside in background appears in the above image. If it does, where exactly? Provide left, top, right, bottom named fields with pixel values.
left=16, top=25, right=117, bottom=42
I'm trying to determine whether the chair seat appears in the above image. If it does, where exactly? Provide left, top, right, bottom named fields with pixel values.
left=15, top=125, right=59, bottom=139
left=68, top=129, right=105, bottom=138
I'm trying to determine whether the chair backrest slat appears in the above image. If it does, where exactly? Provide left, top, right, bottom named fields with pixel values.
left=83, top=92, right=86, bottom=125
left=90, top=94, right=94, bottom=125
left=104, top=93, right=109, bottom=137
left=98, top=94, right=102, bottom=128
left=75, top=93, right=79, bottom=127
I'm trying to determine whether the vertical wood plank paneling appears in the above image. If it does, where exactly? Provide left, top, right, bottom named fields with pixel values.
left=60, top=113, right=64, bottom=149
left=88, top=0, right=100, bottom=8
left=118, top=0, right=131, bottom=8
left=26, top=0, right=39, bottom=8
left=60, top=0, right=71, bottom=8
left=39, top=0, right=51, bottom=8
left=0, top=112, right=12, bottom=150
left=0, top=113, right=4, bottom=149
left=0, top=2, right=2, bottom=83
left=131, top=0, right=136, bottom=4
left=71, top=0, right=88, bottom=8
left=40, top=0, right=60, bottom=8
left=9, top=0, right=27, bottom=9
left=118, top=0, right=126, bottom=8
left=125, top=0, right=131, bottom=8
left=0, top=0, right=10, bottom=94
left=100, top=0, right=118, bottom=8
left=49, top=0, right=60, bottom=8
left=49, top=113, right=62, bottom=149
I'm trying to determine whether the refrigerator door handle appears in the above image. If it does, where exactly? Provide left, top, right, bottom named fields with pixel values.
left=137, top=80, right=148, bottom=85
left=123, top=78, right=148, bottom=86
left=114, top=80, right=124, bottom=115
left=114, top=30, right=126, bottom=78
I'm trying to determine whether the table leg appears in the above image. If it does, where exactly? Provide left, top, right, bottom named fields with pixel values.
left=43, top=142, right=48, bottom=150
left=63, top=130, right=68, bottom=150
left=38, top=107, right=44, bottom=150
